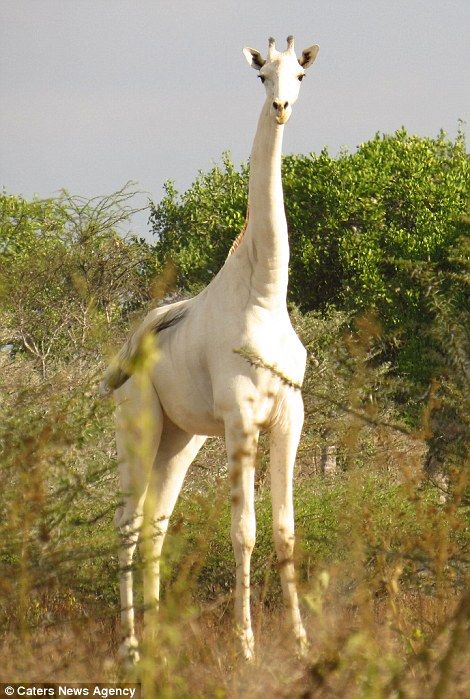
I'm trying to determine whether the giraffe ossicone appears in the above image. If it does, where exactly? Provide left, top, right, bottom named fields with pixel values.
left=103, top=34, right=319, bottom=664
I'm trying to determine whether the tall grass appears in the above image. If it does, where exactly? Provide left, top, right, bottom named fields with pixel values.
left=0, top=314, right=468, bottom=697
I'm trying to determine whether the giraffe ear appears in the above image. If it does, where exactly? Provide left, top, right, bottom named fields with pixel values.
left=243, top=47, right=266, bottom=70
left=298, top=44, right=319, bottom=69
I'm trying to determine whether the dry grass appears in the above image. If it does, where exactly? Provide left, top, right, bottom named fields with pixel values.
left=1, top=310, right=468, bottom=698
left=0, top=582, right=468, bottom=698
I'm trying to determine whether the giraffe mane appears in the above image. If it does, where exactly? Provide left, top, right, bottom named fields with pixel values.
left=226, top=208, right=250, bottom=259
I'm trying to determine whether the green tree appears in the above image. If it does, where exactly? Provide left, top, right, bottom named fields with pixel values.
left=0, top=185, right=156, bottom=375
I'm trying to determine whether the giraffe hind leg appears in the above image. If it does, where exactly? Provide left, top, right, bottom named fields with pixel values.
left=141, top=418, right=207, bottom=641
left=113, top=376, right=164, bottom=665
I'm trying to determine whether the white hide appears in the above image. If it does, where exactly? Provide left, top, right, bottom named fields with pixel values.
left=111, top=36, right=319, bottom=663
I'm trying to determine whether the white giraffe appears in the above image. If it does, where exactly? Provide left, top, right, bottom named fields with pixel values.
left=103, top=35, right=319, bottom=663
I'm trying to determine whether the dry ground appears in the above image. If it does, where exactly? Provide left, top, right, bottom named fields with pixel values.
left=1, top=582, right=468, bottom=698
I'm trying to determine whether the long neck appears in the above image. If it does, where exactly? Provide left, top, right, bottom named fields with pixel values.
left=246, top=98, right=289, bottom=304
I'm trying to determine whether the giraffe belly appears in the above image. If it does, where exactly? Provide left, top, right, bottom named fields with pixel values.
left=161, top=399, right=225, bottom=437
left=147, top=301, right=306, bottom=436
left=150, top=348, right=224, bottom=437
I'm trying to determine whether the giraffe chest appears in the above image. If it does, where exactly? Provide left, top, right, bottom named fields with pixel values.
left=206, top=302, right=307, bottom=391
left=244, top=318, right=307, bottom=386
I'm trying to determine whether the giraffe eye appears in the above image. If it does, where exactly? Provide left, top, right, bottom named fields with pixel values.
left=258, top=75, right=266, bottom=83
left=298, top=74, right=305, bottom=81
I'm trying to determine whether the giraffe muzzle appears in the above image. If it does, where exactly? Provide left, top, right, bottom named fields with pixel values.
left=272, top=100, right=291, bottom=124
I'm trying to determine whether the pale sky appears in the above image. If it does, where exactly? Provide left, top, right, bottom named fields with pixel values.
left=1, top=0, right=469, bottom=236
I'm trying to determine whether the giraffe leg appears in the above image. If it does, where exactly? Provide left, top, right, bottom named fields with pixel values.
left=114, top=376, right=163, bottom=666
left=270, top=391, right=307, bottom=657
left=225, top=414, right=259, bottom=661
left=142, top=418, right=206, bottom=638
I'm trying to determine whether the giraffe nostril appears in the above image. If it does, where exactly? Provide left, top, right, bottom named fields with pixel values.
left=284, top=101, right=289, bottom=109
left=273, top=101, right=279, bottom=110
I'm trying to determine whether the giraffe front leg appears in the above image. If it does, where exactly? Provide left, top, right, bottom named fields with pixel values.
left=225, top=418, right=259, bottom=661
left=270, top=392, right=308, bottom=657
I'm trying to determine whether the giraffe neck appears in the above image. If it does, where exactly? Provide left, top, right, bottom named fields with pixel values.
left=245, top=98, right=289, bottom=305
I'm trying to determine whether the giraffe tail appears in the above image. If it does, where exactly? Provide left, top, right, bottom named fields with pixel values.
left=99, top=301, right=188, bottom=396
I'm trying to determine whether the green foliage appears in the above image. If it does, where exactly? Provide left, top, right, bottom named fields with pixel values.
left=286, top=130, right=468, bottom=321
left=0, top=193, right=66, bottom=258
left=294, top=308, right=404, bottom=453
left=166, top=470, right=468, bottom=603
left=0, top=186, right=156, bottom=374
left=0, top=354, right=118, bottom=627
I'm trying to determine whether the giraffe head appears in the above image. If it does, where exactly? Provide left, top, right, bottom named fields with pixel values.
left=243, top=36, right=319, bottom=125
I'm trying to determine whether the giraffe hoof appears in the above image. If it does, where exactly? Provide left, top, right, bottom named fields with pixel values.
left=239, top=629, right=255, bottom=662
left=295, top=630, right=309, bottom=660
left=243, top=647, right=255, bottom=662
left=118, top=636, right=140, bottom=667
